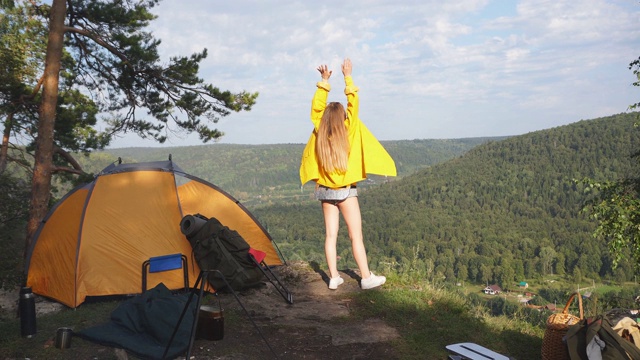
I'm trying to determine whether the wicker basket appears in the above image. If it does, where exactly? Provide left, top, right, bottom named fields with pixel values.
left=541, top=292, right=584, bottom=360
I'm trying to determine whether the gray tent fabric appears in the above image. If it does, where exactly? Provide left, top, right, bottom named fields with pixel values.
left=75, top=283, right=197, bottom=360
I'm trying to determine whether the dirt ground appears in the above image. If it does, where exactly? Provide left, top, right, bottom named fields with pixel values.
left=1, top=261, right=402, bottom=359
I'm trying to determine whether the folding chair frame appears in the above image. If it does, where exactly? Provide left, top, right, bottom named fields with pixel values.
left=248, top=248, right=293, bottom=304
left=141, top=254, right=189, bottom=293
left=162, top=269, right=278, bottom=360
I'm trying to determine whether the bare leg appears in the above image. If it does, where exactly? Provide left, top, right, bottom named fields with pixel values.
left=321, top=201, right=341, bottom=279
left=337, top=197, right=371, bottom=279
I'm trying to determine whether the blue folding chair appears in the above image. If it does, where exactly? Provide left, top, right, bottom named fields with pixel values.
left=141, top=253, right=189, bottom=293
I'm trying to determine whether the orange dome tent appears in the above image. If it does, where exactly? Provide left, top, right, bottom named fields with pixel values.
left=25, top=159, right=284, bottom=308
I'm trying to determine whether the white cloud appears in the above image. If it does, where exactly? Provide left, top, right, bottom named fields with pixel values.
left=109, top=0, right=640, bottom=147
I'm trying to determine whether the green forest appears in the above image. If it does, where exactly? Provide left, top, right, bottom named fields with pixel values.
left=252, top=112, right=640, bottom=291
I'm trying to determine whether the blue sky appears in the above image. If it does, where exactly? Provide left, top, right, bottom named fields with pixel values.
left=109, top=0, right=640, bottom=147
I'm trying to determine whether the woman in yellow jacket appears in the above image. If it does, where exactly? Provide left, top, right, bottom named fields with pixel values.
left=300, top=58, right=396, bottom=290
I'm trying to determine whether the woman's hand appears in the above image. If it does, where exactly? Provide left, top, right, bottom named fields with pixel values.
left=317, top=64, right=332, bottom=81
left=341, top=58, right=352, bottom=77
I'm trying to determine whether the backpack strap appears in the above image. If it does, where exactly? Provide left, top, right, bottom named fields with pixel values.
left=565, top=318, right=589, bottom=359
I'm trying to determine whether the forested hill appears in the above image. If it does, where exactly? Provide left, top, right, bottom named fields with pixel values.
left=100, top=137, right=496, bottom=207
left=255, top=112, right=640, bottom=287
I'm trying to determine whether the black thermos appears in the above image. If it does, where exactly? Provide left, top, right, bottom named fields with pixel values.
left=19, top=286, right=36, bottom=338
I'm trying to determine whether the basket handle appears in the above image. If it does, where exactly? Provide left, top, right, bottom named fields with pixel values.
left=561, top=292, right=584, bottom=319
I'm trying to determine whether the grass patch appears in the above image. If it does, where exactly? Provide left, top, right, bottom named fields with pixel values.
left=0, top=298, right=122, bottom=359
left=350, top=282, right=544, bottom=360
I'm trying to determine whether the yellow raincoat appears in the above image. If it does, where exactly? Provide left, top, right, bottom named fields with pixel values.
left=299, top=76, right=397, bottom=188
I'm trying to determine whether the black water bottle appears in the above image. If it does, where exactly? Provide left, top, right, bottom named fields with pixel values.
left=19, top=286, right=36, bottom=338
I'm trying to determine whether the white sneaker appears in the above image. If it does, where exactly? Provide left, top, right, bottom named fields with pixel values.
left=329, top=276, right=344, bottom=290
left=361, top=272, right=386, bottom=290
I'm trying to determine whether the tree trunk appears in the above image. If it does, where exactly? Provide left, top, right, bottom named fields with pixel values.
left=0, top=112, right=12, bottom=175
left=24, top=0, right=66, bottom=259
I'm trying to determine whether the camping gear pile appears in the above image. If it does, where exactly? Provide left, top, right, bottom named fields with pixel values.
left=179, top=213, right=293, bottom=303
left=180, top=214, right=263, bottom=291
left=24, top=159, right=289, bottom=359
left=541, top=292, right=640, bottom=360
left=565, top=309, right=640, bottom=360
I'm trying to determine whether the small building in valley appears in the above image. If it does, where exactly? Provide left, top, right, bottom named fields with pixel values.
left=483, top=284, right=502, bottom=295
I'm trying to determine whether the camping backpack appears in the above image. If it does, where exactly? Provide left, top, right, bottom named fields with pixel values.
left=565, top=313, right=640, bottom=360
left=184, top=215, right=263, bottom=291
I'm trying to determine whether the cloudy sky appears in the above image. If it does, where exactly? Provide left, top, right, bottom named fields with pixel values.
left=109, top=0, right=640, bottom=148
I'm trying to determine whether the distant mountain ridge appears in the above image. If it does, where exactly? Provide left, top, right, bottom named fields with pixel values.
left=99, top=137, right=500, bottom=207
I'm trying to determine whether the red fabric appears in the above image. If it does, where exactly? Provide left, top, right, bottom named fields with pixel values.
left=248, top=248, right=266, bottom=264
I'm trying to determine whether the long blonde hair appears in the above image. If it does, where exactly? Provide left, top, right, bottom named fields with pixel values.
left=316, top=102, right=350, bottom=174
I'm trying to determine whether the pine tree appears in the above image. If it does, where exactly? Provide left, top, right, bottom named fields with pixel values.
left=5, top=0, right=258, bottom=256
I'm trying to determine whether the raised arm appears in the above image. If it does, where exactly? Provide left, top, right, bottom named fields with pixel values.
left=311, top=64, right=332, bottom=129
left=342, top=59, right=359, bottom=123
